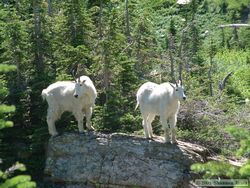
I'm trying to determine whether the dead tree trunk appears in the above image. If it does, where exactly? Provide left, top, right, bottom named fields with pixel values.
left=125, top=0, right=132, bottom=56
left=208, top=38, right=215, bottom=96
left=33, top=0, right=44, bottom=72
left=177, top=28, right=187, bottom=83
left=208, top=67, right=213, bottom=96
left=220, top=27, right=225, bottom=47
left=99, top=0, right=110, bottom=103
left=48, top=0, right=53, bottom=16
left=219, top=72, right=233, bottom=91
left=125, top=0, right=131, bottom=43
left=168, top=34, right=176, bottom=83
left=98, top=0, right=103, bottom=39
left=103, top=48, right=110, bottom=103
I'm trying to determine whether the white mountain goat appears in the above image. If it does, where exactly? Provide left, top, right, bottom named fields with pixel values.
left=42, top=76, right=97, bottom=136
left=135, top=80, right=186, bottom=143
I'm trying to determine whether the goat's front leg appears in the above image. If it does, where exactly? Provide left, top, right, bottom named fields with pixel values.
left=169, top=115, right=177, bottom=144
left=85, top=107, right=95, bottom=130
left=74, top=112, right=84, bottom=133
left=160, top=116, right=170, bottom=143
left=47, top=109, right=59, bottom=136
left=147, top=114, right=155, bottom=138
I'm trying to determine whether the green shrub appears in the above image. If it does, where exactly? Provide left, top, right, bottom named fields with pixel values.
left=191, top=126, right=250, bottom=184
left=0, top=65, right=36, bottom=188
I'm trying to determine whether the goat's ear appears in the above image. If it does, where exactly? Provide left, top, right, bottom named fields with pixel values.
left=178, top=80, right=182, bottom=86
left=170, top=83, right=175, bottom=89
left=174, top=80, right=178, bottom=87
left=71, top=63, right=78, bottom=82
left=82, top=79, right=86, bottom=84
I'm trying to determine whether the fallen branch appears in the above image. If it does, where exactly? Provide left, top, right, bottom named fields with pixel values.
left=218, top=24, right=250, bottom=28
left=219, top=72, right=233, bottom=90
left=121, top=41, right=134, bottom=53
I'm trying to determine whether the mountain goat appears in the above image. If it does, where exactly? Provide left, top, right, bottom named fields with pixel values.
left=42, top=76, right=97, bottom=136
left=135, top=80, right=186, bottom=143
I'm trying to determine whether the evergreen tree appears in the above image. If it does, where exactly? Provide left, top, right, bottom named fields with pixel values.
left=0, top=64, right=36, bottom=188
left=0, top=5, right=31, bottom=127
left=191, top=126, right=250, bottom=180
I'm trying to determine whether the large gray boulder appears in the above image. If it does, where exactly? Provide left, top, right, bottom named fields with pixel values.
left=44, top=132, right=209, bottom=188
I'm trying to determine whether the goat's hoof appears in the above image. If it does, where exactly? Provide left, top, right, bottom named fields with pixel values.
left=79, top=131, right=85, bottom=135
left=148, top=137, right=154, bottom=141
left=164, top=140, right=171, bottom=144
left=51, top=133, right=59, bottom=138
left=172, top=140, right=178, bottom=145
left=87, top=126, right=95, bottom=131
left=146, top=137, right=153, bottom=142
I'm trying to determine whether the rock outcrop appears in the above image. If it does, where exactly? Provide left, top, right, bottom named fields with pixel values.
left=44, top=132, right=210, bottom=188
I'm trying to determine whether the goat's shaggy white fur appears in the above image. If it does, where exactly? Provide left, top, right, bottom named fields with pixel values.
left=42, top=76, right=97, bottom=136
left=135, top=80, right=186, bottom=143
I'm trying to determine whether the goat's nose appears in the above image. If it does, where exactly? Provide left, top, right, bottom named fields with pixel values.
left=74, top=94, right=78, bottom=98
left=183, top=96, right=186, bottom=100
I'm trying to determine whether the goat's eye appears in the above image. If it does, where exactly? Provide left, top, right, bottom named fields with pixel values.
left=80, top=84, right=82, bottom=86
left=176, top=89, right=178, bottom=91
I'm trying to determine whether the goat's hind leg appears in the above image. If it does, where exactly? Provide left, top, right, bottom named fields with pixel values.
left=142, top=113, right=150, bottom=139
left=47, top=109, right=59, bottom=136
left=147, top=114, right=155, bottom=139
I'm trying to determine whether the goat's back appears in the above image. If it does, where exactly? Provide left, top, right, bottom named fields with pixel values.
left=136, top=82, right=177, bottom=115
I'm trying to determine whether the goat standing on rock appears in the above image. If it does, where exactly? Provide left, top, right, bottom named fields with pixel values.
left=42, top=76, right=97, bottom=136
left=135, top=80, right=186, bottom=144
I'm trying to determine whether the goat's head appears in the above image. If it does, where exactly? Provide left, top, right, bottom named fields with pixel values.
left=73, top=77, right=87, bottom=98
left=170, top=80, right=186, bottom=101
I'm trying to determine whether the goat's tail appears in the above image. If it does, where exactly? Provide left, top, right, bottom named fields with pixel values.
left=134, top=96, right=139, bottom=111
left=134, top=102, right=139, bottom=111
left=41, top=89, right=47, bottom=101
left=134, top=93, right=140, bottom=111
